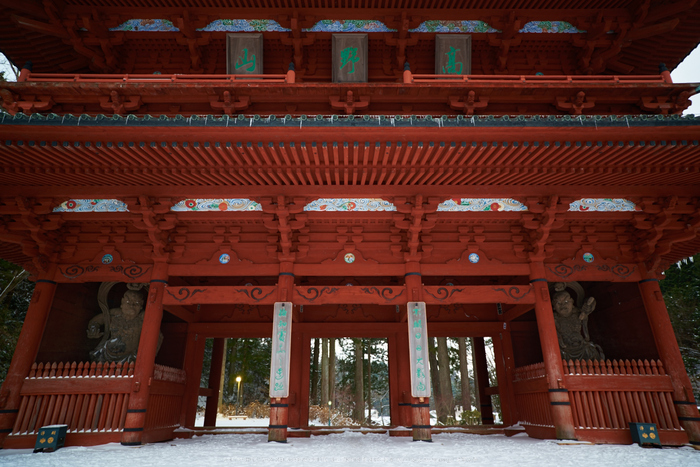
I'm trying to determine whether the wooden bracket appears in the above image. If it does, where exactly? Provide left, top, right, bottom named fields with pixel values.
left=448, top=91, right=489, bottom=116
left=329, top=91, right=370, bottom=115
left=209, top=91, right=251, bottom=115
left=639, top=92, right=691, bottom=115
left=99, top=91, right=142, bottom=115
left=556, top=91, right=595, bottom=115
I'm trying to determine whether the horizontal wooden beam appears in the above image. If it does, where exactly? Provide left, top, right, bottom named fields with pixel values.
left=423, top=285, right=534, bottom=305
left=163, top=286, right=277, bottom=305
left=21, top=377, right=131, bottom=395
left=564, top=374, right=674, bottom=391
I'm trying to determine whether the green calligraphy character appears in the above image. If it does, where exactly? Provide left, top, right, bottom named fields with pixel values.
left=235, top=48, right=256, bottom=72
left=340, top=47, right=360, bottom=74
left=442, top=46, right=463, bottom=74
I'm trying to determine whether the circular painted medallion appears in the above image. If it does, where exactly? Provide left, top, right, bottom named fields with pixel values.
left=468, top=253, right=480, bottom=264
left=344, top=253, right=356, bottom=264
left=219, top=253, right=231, bottom=264
left=583, top=252, right=594, bottom=263
left=101, top=254, right=113, bottom=264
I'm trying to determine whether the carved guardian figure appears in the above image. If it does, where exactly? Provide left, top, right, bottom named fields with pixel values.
left=551, top=282, right=605, bottom=361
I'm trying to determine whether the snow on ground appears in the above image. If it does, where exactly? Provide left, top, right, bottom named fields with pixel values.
left=0, top=431, right=698, bottom=467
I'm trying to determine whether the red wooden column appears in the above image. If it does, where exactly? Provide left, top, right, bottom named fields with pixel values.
left=180, top=329, right=206, bottom=429
left=269, top=265, right=293, bottom=443
left=472, top=337, right=494, bottom=424
left=405, top=263, right=431, bottom=441
left=493, top=329, right=518, bottom=426
left=529, top=262, right=576, bottom=440
left=122, top=263, right=168, bottom=445
left=0, top=275, right=57, bottom=446
left=203, top=338, right=227, bottom=426
left=639, top=277, right=700, bottom=444
left=287, top=329, right=307, bottom=429
left=388, top=332, right=411, bottom=427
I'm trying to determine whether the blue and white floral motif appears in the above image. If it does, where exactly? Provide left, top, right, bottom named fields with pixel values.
left=53, top=199, right=129, bottom=212
left=410, top=20, right=499, bottom=33
left=468, top=253, right=480, bottom=264
left=219, top=253, right=231, bottom=264
left=171, top=199, right=262, bottom=211
left=568, top=199, right=637, bottom=212
left=437, top=198, right=528, bottom=212
left=304, top=198, right=397, bottom=212
left=519, top=21, right=585, bottom=33
left=109, top=19, right=179, bottom=32
left=304, top=20, right=395, bottom=32
left=198, top=19, right=290, bottom=32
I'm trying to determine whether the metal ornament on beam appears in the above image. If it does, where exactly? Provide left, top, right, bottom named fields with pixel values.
left=270, top=302, right=292, bottom=398
left=407, top=301, right=431, bottom=398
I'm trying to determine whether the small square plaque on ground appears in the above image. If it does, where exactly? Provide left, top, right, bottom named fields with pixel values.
left=332, top=34, right=368, bottom=83
left=33, top=424, right=67, bottom=453
left=227, top=33, right=263, bottom=75
left=435, top=34, right=471, bottom=75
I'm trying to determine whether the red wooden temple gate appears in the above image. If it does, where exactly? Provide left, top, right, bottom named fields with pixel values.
left=0, top=0, right=700, bottom=449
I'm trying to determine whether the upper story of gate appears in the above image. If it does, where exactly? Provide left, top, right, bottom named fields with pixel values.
left=0, top=1, right=698, bottom=117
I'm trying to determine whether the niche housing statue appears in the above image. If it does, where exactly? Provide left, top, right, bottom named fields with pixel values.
left=551, top=282, right=605, bottom=361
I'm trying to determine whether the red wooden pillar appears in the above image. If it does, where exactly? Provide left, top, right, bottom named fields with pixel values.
left=388, top=332, right=411, bottom=427
left=180, top=329, right=206, bottom=429
left=121, top=263, right=168, bottom=445
left=287, top=329, right=306, bottom=429
left=472, top=337, right=494, bottom=424
left=269, top=265, right=294, bottom=443
left=0, top=275, right=57, bottom=446
left=405, top=262, right=431, bottom=441
left=203, top=338, right=226, bottom=426
left=639, top=277, right=700, bottom=444
left=493, top=330, right=518, bottom=426
left=529, top=262, right=576, bottom=440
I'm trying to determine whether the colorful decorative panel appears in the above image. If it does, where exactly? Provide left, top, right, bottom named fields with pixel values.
left=305, top=20, right=394, bottom=32
left=53, top=199, right=129, bottom=212
left=200, top=19, right=289, bottom=32
left=110, top=19, right=179, bottom=31
left=437, top=198, right=527, bottom=212
left=410, top=21, right=498, bottom=33
left=408, top=301, right=431, bottom=398
left=269, top=302, right=292, bottom=398
left=519, top=21, right=585, bottom=33
left=568, top=199, right=637, bottom=212
left=171, top=199, right=261, bottom=211
left=304, top=198, right=397, bottom=212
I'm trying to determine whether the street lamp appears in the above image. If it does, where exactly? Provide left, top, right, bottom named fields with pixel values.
left=236, top=376, right=242, bottom=415
left=328, top=400, right=332, bottom=426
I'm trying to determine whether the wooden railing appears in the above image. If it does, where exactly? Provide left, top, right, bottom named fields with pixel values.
left=13, top=362, right=134, bottom=435
left=562, top=359, right=681, bottom=432
left=513, top=359, right=687, bottom=444
left=144, top=364, right=187, bottom=440
left=513, top=362, right=553, bottom=430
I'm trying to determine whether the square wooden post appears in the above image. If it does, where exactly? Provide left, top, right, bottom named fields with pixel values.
left=639, top=276, right=700, bottom=444
left=404, top=263, right=431, bottom=441
left=529, top=261, right=576, bottom=440
left=0, top=275, right=57, bottom=446
left=472, top=337, right=495, bottom=424
left=180, top=329, right=206, bottom=429
left=121, top=263, right=168, bottom=445
left=203, top=338, right=227, bottom=426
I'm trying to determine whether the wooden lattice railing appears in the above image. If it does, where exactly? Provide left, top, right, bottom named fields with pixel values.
left=513, top=362, right=553, bottom=428
left=13, top=362, right=187, bottom=441
left=13, top=362, right=134, bottom=435
left=513, top=359, right=686, bottom=443
left=562, top=359, right=681, bottom=432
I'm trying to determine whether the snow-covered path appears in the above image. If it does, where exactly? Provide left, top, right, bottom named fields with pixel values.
left=0, top=432, right=698, bottom=467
